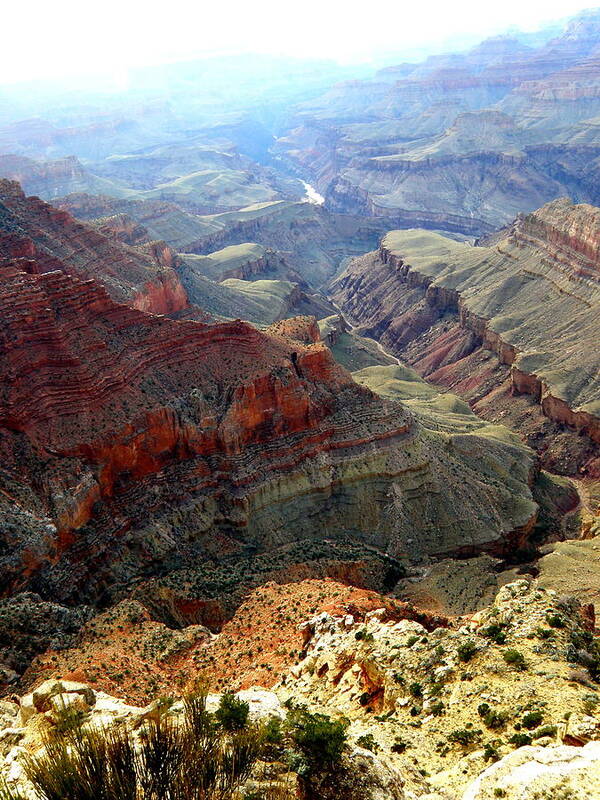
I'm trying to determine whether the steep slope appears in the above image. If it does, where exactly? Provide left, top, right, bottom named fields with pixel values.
left=0, top=253, right=540, bottom=683
left=0, top=154, right=134, bottom=200
left=57, top=193, right=389, bottom=289
left=331, top=198, right=600, bottom=473
left=4, top=579, right=600, bottom=800
left=279, top=579, right=600, bottom=797
left=0, top=179, right=189, bottom=315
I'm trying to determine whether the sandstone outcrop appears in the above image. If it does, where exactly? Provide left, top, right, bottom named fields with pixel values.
left=463, top=741, right=600, bottom=799
left=4, top=579, right=600, bottom=799
left=278, top=579, right=600, bottom=797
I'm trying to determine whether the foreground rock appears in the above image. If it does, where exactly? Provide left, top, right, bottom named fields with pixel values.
left=3, top=580, right=600, bottom=799
left=277, top=580, right=600, bottom=797
left=463, top=741, right=600, bottom=799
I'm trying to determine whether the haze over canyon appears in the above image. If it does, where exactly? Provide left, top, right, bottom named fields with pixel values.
left=0, top=6, right=600, bottom=800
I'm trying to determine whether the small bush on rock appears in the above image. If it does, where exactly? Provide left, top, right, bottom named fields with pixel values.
left=503, top=649, right=527, bottom=670
left=457, top=641, right=478, bottom=663
left=448, top=728, right=482, bottom=746
left=509, top=732, right=532, bottom=747
left=216, top=692, right=250, bottom=731
left=522, top=711, right=543, bottom=730
left=356, top=734, right=378, bottom=752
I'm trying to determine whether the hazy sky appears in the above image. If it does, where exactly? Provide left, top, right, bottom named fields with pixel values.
left=4, top=0, right=597, bottom=85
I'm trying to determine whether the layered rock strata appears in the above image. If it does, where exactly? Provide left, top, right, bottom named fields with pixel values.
left=0, top=180, right=189, bottom=315
left=331, top=199, right=600, bottom=470
left=276, top=10, right=600, bottom=233
left=0, top=256, right=537, bottom=614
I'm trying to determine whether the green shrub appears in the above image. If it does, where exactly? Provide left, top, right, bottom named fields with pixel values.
left=457, top=641, right=478, bottom=663
left=286, top=709, right=347, bottom=775
left=535, top=627, right=555, bottom=640
left=22, top=687, right=261, bottom=800
left=356, top=733, right=378, bottom=752
left=509, top=732, right=532, bottom=747
left=503, top=649, right=527, bottom=670
left=567, top=629, right=600, bottom=681
left=448, top=728, right=482, bottom=746
left=261, top=717, right=285, bottom=760
left=532, top=725, right=557, bottom=739
left=406, top=635, right=419, bottom=647
left=582, top=694, right=599, bottom=714
left=482, top=624, right=507, bottom=645
left=546, top=614, right=566, bottom=629
left=522, top=711, right=543, bottom=730
left=216, top=692, right=250, bottom=731
left=430, top=701, right=444, bottom=717
left=483, top=710, right=507, bottom=729
left=409, top=682, right=423, bottom=698
left=483, top=743, right=500, bottom=762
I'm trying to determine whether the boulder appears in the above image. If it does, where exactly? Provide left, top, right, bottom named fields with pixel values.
left=564, top=713, right=600, bottom=746
left=462, top=742, right=600, bottom=799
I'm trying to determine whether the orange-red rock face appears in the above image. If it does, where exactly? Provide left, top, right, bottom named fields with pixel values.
left=0, top=254, right=415, bottom=600
left=0, top=179, right=190, bottom=315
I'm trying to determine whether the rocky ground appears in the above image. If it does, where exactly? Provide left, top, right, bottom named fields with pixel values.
left=2, top=579, right=600, bottom=799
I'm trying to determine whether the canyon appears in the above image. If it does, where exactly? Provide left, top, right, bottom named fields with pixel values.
left=331, top=198, right=600, bottom=478
left=0, top=8, right=600, bottom=799
left=276, top=9, right=600, bottom=234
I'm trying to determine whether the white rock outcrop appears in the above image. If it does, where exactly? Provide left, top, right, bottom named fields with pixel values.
left=462, top=741, right=600, bottom=799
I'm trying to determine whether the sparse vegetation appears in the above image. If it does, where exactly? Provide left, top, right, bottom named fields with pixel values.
left=482, top=623, right=507, bottom=645
left=522, top=711, right=544, bottom=730
left=448, top=728, right=482, bottom=747
left=356, top=733, right=378, bottom=752
left=509, top=732, right=532, bottom=747
left=503, top=649, right=527, bottom=670
left=21, top=687, right=262, bottom=800
left=457, top=641, right=478, bottom=663
left=216, top=692, right=250, bottom=731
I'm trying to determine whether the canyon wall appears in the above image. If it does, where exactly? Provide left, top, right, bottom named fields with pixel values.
left=331, top=198, right=600, bottom=471
left=0, top=253, right=537, bottom=616
left=276, top=11, right=600, bottom=234
left=0, top=180, right=190, bottom=316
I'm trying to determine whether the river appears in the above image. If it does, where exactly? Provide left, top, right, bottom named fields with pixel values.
left=301, top=180, right=325, bottom=205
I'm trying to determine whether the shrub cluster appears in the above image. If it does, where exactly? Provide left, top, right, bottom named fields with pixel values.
left=11, top=689, right=259, bottom=800
left=1, top=692, right=351, bottom=800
